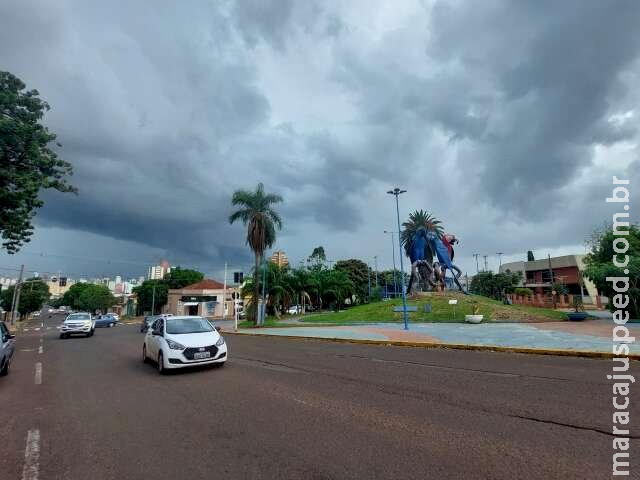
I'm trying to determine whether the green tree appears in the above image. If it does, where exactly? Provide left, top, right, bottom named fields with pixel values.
left=583, top=224, right=639, bottom=317
left=0, top=278, right=49, bottom=319
left=334, top=259, right=369, bottom=304
left=0, top=71, right=76, bottom=253
left=164, top=267, right=204, bottom=289
left=77, top=284, right=116, bottom=313
left=308, top=246, right=326, bottom=266
left=229, top=183, right=283, bottom=324
left=527, top=250, right=535, bottom=261
left=470, top=271, right=520, bottom=300
left=132, top=280, right=168, bottom=315
left=59, top=282, right=92, bottom=309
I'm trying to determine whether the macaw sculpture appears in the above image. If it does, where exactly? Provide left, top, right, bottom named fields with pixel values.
left=406, top=228, right=466, bottom=294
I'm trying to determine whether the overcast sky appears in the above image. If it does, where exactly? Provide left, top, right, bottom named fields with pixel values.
left=1, top=0, right=639, bottom=281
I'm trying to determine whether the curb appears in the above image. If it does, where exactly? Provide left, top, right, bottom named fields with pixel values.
left=222, top=330, right=639, bottom=360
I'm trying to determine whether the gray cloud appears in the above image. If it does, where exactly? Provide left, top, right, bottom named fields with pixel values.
left=0, top=0, right=639, bottom=278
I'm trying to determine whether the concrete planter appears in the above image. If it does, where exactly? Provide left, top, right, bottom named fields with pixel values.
left=465, top=314, right=484, bottom=324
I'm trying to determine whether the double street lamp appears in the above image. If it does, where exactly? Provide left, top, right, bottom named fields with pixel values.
left=387, top=188, right=409, bottom=330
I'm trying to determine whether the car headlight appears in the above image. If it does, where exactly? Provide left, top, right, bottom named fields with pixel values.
left=166, top=339, right=185, bottom=350
left=215, top=336, right=225, bottom=347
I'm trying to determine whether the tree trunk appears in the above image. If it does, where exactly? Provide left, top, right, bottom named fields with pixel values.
left=254, top=253, right=260, bottom=326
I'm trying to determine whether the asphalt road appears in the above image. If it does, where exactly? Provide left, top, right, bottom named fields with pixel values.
left=1, top=314, right=637, bottom=479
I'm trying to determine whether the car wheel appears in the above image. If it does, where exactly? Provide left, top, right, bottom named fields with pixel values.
left=0, top=358, right=8, bottom=376
left=89, top=329, right=94, bottom=337
left=142, top=345, right=148, bottom=363
left=157, top=352, right=165, bottom=374
left=59, top=333, right=64, bottom=339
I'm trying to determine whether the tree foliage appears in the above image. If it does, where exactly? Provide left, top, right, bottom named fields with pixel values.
left=132, top=280, right=169, bottom=315
left=308, top=246, right=326, bottom=265
left=0, top=278, right=49, bottom=318
left=229, top=182, right=283, bottom=324
left=334, top=259, right=370, bottom=304
left=59, top=283, right=92, bottom=309
left=470, top=271, right=521, bottom=300
left=527, top=250, right=535, bottom=261
left=0, top=71, right=76, bottom=253
left=77, top=284, right=116, bottom=313
left=164, top=267, right=204, bottom=290
left=583, top=224, right=639, bottom=317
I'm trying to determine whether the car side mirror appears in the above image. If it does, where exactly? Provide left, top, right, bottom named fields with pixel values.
left=215, top=326, right=222, bottom=332
left=153, top=329, right=163, bottom=337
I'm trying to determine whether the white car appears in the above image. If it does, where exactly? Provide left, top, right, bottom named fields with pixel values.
left=143, top=316, right=227, bottom=374
left=287, top=305, right=302, bottom=315
left=60, top=312, right=95, bottom=338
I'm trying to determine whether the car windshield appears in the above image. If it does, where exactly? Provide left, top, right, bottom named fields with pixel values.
left=165, top=318, right=214, bottom=334
left=68, top=314, right=89, bottom=321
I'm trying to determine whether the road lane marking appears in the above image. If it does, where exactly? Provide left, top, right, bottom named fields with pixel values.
left=21, top=429, right=40, bottom=480
left=34, top=328, right=40, bottom=331
left=20, top=349, right=35, bottom=352
left=38, top=346, right=43, bottom=354
left=34, top=363, right=42, bottom=385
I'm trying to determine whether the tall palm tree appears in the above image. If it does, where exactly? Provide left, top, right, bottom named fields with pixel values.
left=229, top=183, right=283, bottom=324
left=400, top=209, right=443, bottom=259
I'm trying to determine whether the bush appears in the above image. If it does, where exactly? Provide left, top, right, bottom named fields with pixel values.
left=514, top=288, right=533, bottom=297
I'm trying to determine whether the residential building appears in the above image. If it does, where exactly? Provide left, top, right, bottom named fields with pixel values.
left=148, top=260, right=171, bottom=280
left=270, top=250, right=289, bottom=267
left=500, top=254, right=599, bottom=302
left=165, top=279, right=238, bottom=318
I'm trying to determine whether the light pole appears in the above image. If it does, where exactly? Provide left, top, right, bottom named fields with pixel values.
left=387, top=188, right=409, bottom=330
left=151, top=283, right=156, bottom=315
left=384, top=230, right=398, bottom=298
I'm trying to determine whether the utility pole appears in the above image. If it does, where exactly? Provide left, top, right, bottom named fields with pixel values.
left=151, top=283, right=156, bottom=315
left=368, top=263, right=371, bottom=300
left=10, top=264, right=24, bottom=327
left=496, top=252, right=504, bottom=271
left=472, top=254, right=480, bottom=274
left=548, top=253, right=556, bottom=309
left=384, top=230, right=398, bottom=298
left=483, top=255, right=488, bottom=272
left=222, top=262, right=227, bottom=320
left=373, top=256, right=378, bottom=287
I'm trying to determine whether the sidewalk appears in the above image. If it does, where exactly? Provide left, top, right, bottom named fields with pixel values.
left=223, top=319, right=640, bottom=358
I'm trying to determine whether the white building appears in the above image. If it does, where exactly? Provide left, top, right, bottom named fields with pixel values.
left=148, top=260, right=171, bottom=280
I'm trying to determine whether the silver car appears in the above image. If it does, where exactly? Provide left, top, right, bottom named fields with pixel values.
left=0, top=321, right=16, bottom=376
left=60, top=312, right=95, bottom=338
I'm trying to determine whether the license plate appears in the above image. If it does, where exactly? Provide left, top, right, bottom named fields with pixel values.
left=193, top=351, right=210, bottom=360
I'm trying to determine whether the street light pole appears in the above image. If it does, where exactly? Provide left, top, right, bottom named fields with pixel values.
left=151, top=283, right=156, bottom=315
left=384, top=230, right=398, bottom=298
left=387, top=188, right=409, bottom=330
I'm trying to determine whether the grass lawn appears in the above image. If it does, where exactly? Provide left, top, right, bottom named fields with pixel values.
left=300, top=292, right=568, bottom=324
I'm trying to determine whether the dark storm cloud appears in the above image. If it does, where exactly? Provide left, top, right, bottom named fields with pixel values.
left=0, top=0, right=639, bottom=276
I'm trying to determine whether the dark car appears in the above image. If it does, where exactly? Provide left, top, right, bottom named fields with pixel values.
left=0, top=321, right=16, bottom=376
left=95, top=313, right=119, bottom=328
left=141, top=314, right=172, bottom=333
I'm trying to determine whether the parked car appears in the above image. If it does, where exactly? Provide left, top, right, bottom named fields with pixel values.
left=287, top=305, right=302, bottom=315
left=140, top=314, right=172, bottom=333
left=60, top=312, right=95, bottom=338
left=94, top=313, right=119, bottom=328
left=0, top=321, right=16, bottom=376
left=143, top=316, right=227, bottom=374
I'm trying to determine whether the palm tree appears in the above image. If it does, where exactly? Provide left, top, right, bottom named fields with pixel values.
left=229, top=183, right=283, bottom=325
left=400, top=209, right=443, bottom=259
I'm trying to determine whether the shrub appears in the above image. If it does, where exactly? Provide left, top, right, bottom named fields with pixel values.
left=514, top=288, right=533, bottom=297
